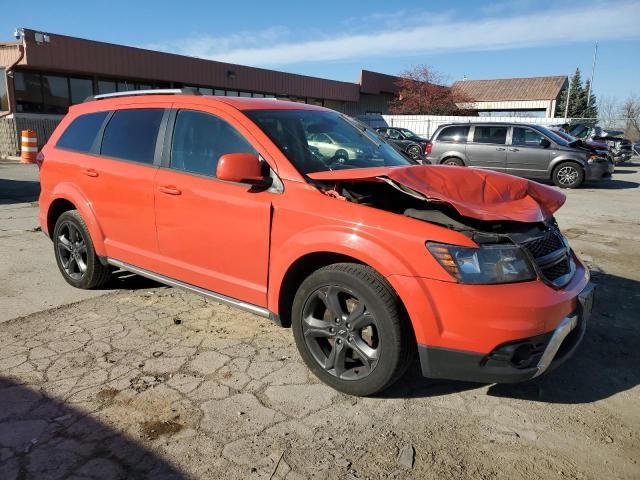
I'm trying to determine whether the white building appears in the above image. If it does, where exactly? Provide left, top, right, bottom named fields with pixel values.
left=452, top=76, right=568, bottom=117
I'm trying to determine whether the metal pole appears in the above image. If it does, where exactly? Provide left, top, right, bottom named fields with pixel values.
left=564, top=75, right=572, bottom=121
left=587, top=42, right=598, bottom=108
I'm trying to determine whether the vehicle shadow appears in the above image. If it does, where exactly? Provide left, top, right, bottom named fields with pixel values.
left=384, top=271, right=640, bottom=404
left=0, top=378, right=185, bottom=479
left=584, top=178, right=639, bottom=189
left=100, top=269, right=164, bottom=291
left=0, top=178, right=41, bottom=204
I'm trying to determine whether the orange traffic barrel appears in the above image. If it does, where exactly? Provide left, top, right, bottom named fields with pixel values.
left=20, top=129, right=38, bottom=164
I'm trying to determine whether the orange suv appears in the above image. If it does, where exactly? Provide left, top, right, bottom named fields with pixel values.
left=38, top=90, right=594, bottom=396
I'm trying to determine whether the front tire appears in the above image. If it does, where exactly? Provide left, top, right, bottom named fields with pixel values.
left=291, top=263, right=412, bottom=396
left=552, top=162, right=584, bottom=188
left=53, top=210, right=111, bottom=289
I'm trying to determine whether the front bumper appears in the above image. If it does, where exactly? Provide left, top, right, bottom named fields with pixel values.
left=417, top=282, right=595, bottom=383
left=585, top=161, right=610, bottom=180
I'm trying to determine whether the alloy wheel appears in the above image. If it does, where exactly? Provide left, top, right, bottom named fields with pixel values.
left=557, top=165, right=579, bottom=186
left=301, top=285, right=380, bottom=380
left=407, top=145, right=421, bottom=159
left=56, top=221, right=88, bottom=280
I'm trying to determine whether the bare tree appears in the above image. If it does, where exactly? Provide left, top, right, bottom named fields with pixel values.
left=390, top=65, right=472, bottom=115
left=621, top=94, right=640, bottom=141
left=598, top=96, right=620, bottom=129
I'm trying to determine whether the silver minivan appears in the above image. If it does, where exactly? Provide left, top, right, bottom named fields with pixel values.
left=426, top=122, right=610, bottom=188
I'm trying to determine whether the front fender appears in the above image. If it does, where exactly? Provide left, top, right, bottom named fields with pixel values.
left=548, top=155, right=587, bottom=175
left=47, top=183, right=107, bottom=256
left=268, top=224, right=419, bottom=313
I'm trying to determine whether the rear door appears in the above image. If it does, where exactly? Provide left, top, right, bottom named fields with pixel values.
left=465, top=125, right=508, bottom=171
left=153, top=106, right=273, bottom=307
left=78, top=106, right=167, bottom=268
left=432, top=125, right=469, bottom=162
left=506, top=126, right=551, bottom=179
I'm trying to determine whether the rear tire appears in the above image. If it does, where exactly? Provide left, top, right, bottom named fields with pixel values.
left=292, top=263, right=413, bottom=396
left=552, top=162, right=584, bottom=188
left=441, top=157, right=464, bottom=166
left=406, top=144, right=422, bottom=159
left=53, top=210, right=111, bottom=289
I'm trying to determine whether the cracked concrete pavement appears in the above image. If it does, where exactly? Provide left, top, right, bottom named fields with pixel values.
left=0, top=160, right=639, bottom=479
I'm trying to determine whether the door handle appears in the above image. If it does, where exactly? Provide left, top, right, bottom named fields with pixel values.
left=495, top=147, right=506, bottom=151
left=158, top=185, right=181, bottom=195
left=81, top=168, right=98, bottom=177
left=509, top=148, right=519, bottom=152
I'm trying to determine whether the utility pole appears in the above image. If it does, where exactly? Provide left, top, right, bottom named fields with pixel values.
left=587, top=42, right=598, bottom=109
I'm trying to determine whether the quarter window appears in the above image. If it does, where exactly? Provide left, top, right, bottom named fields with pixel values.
left=170, top=110, right=256, bottom=177
left=101, top=109, right=164, bottom=164
left=56, top=111, right=109, bottom=153
left=512, top=127, right=547, bottom=147
left=473, top=126, right=508, bottom=145
left=438, top=126, right=469, bottom=143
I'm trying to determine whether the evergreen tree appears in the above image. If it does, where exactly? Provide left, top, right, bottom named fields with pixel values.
left=582, top=80, right=598, bottom=118
left=555, top=86, right=568, bottom=117
left=555, top=68, right=597, bottom=119
left=568, top=68, right=587, bottom=118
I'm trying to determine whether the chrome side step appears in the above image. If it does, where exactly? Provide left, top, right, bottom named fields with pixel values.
left=107, top=258, right=270, bottom=318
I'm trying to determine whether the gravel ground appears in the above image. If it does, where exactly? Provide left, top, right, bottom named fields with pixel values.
left=0, top=161, right=639, bottom=479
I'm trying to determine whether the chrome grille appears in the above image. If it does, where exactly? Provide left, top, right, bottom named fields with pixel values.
left=522, top=229, right=564, bottom=258
left=521, top=229, right=573, bottom=286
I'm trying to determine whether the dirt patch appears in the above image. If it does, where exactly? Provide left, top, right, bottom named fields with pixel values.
left=95, top=387, right=119, bottom=404
left=140, top=420, right=184, bottom=440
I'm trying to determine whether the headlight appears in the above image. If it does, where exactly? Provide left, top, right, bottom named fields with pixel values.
left=427, top=242, right=536, bottom=284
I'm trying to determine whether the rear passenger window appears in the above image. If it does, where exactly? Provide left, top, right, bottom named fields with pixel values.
left=100, top=109, right=164, bottom=164
left=438, top=126, right=469, bottom=143
left=473, top=126, right=508, bottom=145
left=56, top=111, right=108, bottom=153
left=170, top=110, right=256, bottom=177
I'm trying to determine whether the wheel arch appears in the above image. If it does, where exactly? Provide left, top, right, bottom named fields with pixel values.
left=440, top=154, right=466, bottom=166
left=548, top=156, right=586, bottom=176
left=273, top=251, right=413, bottom=334
left=47, top=184, right=107, bottom=256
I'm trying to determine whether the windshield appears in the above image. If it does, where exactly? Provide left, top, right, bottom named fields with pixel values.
left=535, top=125, right=570, bottom=146
left=398, top=128, right=419, bottom=137
left=551, top=129, right=576, bottom=142
left=245, top=109, right=412, bottom=174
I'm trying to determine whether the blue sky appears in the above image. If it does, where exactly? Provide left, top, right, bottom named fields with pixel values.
left=2, top=0, right=639, bottom=101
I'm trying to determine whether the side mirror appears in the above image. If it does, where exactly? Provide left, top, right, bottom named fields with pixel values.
left=540, top=138, right=551, bottom=148
left=216, top=153, right=266, bottom=183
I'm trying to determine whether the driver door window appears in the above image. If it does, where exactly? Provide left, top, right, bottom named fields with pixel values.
left=388, top=129, right=401, bottom=139
left=170, top=110, right=256, bottom=177
left=512, top=127, right=547, bottom=148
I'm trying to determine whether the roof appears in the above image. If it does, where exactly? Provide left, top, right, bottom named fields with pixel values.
left=16, top=28, right=362, bottom=102
left=452, top=76, right=567, bottom=102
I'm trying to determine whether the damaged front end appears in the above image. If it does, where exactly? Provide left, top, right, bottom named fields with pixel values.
left=308, top=165, right=575, bottom=288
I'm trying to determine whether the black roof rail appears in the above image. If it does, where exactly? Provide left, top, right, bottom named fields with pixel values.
left=84, top=87, right=201, bottom=103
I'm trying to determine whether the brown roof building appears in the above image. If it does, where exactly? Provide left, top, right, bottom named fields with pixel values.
left=452, top=76, right=568, bottom=117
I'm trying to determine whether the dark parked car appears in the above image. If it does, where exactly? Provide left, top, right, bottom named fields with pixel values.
left=567, top=124, right=632, bottom=165
left=426, top=122, right=610, bottom=188
left=374, top=127, right=428, bottom=160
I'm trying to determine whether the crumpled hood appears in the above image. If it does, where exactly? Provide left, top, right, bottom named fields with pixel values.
left=308, top=165, right=566, bottom=223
